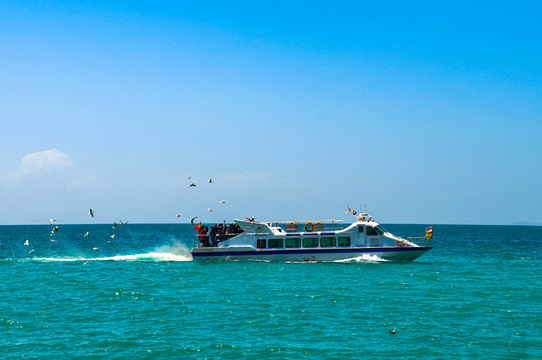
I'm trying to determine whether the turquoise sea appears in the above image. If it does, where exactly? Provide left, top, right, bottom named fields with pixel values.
left=1, top=223, right=541, bottom=359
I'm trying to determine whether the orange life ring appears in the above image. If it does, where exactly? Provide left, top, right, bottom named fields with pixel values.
left=314, top=222, right=324, bottom=231
left=255, top=225, right=264, bottom=233
left=304, top=222, right=314, bottom=232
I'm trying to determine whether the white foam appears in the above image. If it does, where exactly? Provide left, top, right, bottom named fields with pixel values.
left=333, top=254, right=389, bottom=263
left=34, top=257, right=81, bottom=262
left=97, top=252, right=192, bottom=262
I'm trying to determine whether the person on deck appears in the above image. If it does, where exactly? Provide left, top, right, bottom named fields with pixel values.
left=209, top=225, right=217, bottom=247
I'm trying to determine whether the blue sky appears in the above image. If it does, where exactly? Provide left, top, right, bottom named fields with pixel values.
left=1, top=1, right=541, bottom=225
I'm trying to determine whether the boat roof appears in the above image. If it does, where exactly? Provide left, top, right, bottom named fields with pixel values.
left=233, top=213, right=381, bottom=233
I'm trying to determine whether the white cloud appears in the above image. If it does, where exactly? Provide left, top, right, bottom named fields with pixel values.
left=7, top=149, right=75, bottom=181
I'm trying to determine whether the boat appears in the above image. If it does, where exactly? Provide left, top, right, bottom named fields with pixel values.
left=191, top=212, right=433, bottom=262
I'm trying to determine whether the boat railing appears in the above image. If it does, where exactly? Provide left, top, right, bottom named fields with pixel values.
left=269, top=220, right=344, bottom=224
left=269, top=220, right=346, bottom=232
left=405, top=237, right=432, bottom=247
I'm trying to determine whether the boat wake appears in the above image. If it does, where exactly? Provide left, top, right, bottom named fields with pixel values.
left=30, top=242, right=193, bottom=262
left=34, top=252, right=192, bottom=262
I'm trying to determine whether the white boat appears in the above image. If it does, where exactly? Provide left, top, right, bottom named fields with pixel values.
left=191, top=213, right=432, bottom=262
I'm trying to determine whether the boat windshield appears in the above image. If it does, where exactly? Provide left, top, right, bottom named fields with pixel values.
left=374, top=225, right=386, bottom=235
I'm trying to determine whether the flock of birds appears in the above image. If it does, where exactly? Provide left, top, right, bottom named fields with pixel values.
left=176, top=177, right=227, bottom=224
left=22, top=208, right=129, bottom=262
left=20, top=176, right=228, bottom=261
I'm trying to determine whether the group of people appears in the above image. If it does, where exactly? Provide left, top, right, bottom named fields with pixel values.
left=197, top=222, right=243, bottom=247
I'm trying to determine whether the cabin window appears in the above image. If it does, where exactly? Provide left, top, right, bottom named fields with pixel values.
left=358, top=226, right=364, bottom=233
left=320, top=237, right=336, bottom=247
left=285, top=238, right=301, bottom=248
left=268, top=238, right=284, bottom=248
left=338, top=236, right=351, bottom=247
left=257, top=239, right=267, bottom=249
left=303, top=238, right=318, bottom=248
left=366, top=226, right=378, bottom=236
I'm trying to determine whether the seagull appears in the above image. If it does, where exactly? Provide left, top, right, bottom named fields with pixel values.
left=50, top=239, right=57, bottom=242
left=89, top=208, right=94, bottom=217
left=112, top=222, right=117, bottom=229
left=207, top=179, right=212, bottom=183
left=24, top=240, right=29, bottom=246
left=93, top=247, right=100, bottom=251
left=190, top=216, right=198, bottom=226
left=49, top=219, right=56, bottom=225
left=207, top=208, right=213, bottom=212
left=53, top=226, right=59, bottom=232
left=110, top=235, right=115, bottom=239
left=50, top=231, right=55, bottom=236
left=219, top=200, right=226, bottom=204
left=83, top=261, right=89, bottom=265
left=120, top=220, right=129, bottom=226
left=84, top=232, right=89, bottom=237
left=28, top=249, right=35, bottom=255
left=189, top=183, right=196, bottom=188
left=176, top=214, right=182, bottom=218
left=188, top=176, right=192, bottom=179
left=390, top=328, right=396, bottom=334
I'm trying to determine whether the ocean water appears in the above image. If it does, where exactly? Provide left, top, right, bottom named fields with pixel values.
left=1, top=223, right=541, bottom=359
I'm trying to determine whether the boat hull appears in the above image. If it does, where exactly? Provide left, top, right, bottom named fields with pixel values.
left=191, top=246, right=432, bottom=262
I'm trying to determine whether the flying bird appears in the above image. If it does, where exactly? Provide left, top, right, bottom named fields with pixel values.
left=207, top=179, right=212, bottom=183
left=89, top=208, right=94, bottom=217
left=207, top=208, right=213, bottom=212
left=120, top=220, right=129, bottom=226
left=110, top=235, right=115, bottom=239
left=390, top=328, right=396, bottom=334
left=189, top=183, right=196, bottom=188
left=53, top=226, right=59, bottom=232
left=84, top=232, right=89, bottom=237
left=49, top=219, right=56, bottom=225
left=112, top=222, right=117, bottom=229
left=28, top=249, right=35, bottom=255
left=176, top=214, right=182, bottom=218
left=83, top=261, right=89, bottom=265
left=219, top=200, right=226, bottom=204
left=24, top=240, right=29, bottom=246
left=190, top=216, right=198, bottom=226
left=93, top=247, right=100, bottom=251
